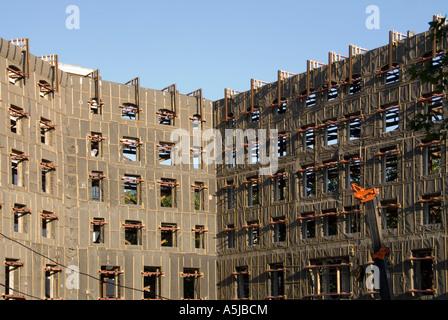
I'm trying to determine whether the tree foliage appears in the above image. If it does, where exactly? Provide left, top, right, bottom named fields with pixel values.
left=409, top=17, right=448, bottom=140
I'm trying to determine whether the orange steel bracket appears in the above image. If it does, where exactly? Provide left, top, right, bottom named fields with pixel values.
left=351, top=183, right=379, bottom=203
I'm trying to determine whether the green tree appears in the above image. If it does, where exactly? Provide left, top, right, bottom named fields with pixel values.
left=161, top=194, right=173, bottom=207
left=124, top=190, right=137, bottom=205
left=409, top=16, right=448, bottom=140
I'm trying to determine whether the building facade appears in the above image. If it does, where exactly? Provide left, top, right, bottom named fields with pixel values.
left=215, top=21, right=448, bottom=300
left=0, top=38, right=216, bottom=300
left=1, top=17, right=447, bottom=300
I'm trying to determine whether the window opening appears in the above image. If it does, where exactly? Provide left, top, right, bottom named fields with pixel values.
left=123, top=175, right=143, bottom=205
left=160, top=223, right=178, bottom=247
left=159, top=179, right=178, bottom=208
left=243, top=221, right=260, bottom=246
left=243, top=176, right=260, bottom=206
left=121, top=138, right=142, bottom=162
left=267, top=264, right=285, bottom=299
left=99, top=266, right=123, bottom=299
left=379, top=200, right=399, bottom=229
left=270, top=217, right=286, bottom=243
left=124, top=220, right=144, bottom=245
left=91, top=218, right=106, bottom=244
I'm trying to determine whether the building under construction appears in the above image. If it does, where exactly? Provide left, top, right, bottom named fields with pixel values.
left=0, top=15, right=447, bottom=300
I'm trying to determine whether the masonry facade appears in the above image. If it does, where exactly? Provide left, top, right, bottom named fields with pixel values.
left=0, top=38, right=216, bottom=300
left=215, top=22, right=448, bottom=300
left=1, top=19, right=448, bottom=300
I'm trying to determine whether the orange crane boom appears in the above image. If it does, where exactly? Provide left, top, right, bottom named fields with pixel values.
left=351, top=183, right=393, bottom=300
left=351, top=183, right=379, bottom=203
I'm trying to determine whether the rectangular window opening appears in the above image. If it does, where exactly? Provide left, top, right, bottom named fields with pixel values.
left=380, top=148, right=398, bottom=183
left=124, top=220, right=142, bottom=246
left=277, top=102, right=287, bottom=115
left=323, top=210, right=338, bottom=236
left=422, top=195, right=442, bottom=225
left=268, top=264, right=284, bottom=299
left=11, top=152, right=24, bottom=187
left=384, top=108, right=400, bottom=132
left=344, top=206, right=361, bottom=233
left=250, top=139, right=260, bottom=164
left=235, top=266, right=250, bottom=299
left=193, top=182, right=205, bottom=211
left=89, top=98, right=103, bottom=115
left=302, top=127, right=315, bottom=150
left=40, top=118, right=54, bottom=144
left=160, top=179, right=177, bottom=208
left=306, top=93, right=317, bottom=107
left=157, top=109, right=174, bottom=125
left=8, top=65, right=24, bottom=85
left=123, top=175, right=141, bottom=205
left=303, top=167, right=316, bottom=197
left=385, top=67, right=400, bottom=85
left=122, top=137, right=140, bottom=162
left=38, top=80, right=54, bottom=99
left=89, top=132, right=103, bottom=157
left=301, top=212, right=316, bottom=239
left=192, top=146, right=202, bottom=169
left=380, top=200, right=399, bottom=230
left=4, top=258, right=22, bottom=299
left=91, top=171, right=104, bottom=202
left=45, top=265, right=61, bottom=299
left=194, top=225, right=206, bottom=249
left=252, top=108, right=260, bottom=122
left=327, top=87, right=339, bottom=101
left=349, top=76, right=362, bottom=95
left=246, top=176, right=259, bottom=206
left=224, top=144, right=236, bottom=169
left=245, top=220, right=260, bottom=246
left=348, top=116, right=361, bottom=140
left=92, top=218, right=105, bottom=244
left=226, top=180, right=235, bottom=211
left=345, top=156, right=361, bottom=188
left=158, top=142, right=174, bottom=166
left=121, top=103, right=139, bottom=120
left=412, top=250, right=434, bottom=294
left=161, top=223, right=177, bottom=247
left=183, top=268, right=201, bottom=300
left=278, top=134, right=287, bottom=157
left=325, top=164, right=338, bottom=194
left=41, top=159, right=55, bottom=193
left=325, top=121, right=338, bottom=146
left=309, top=258, right=350, bottom=299
left=9, top=105, right=27, bottom=134
left=42, top=217, right=48, bottom=238
left=425, top=144, right=442, bottom=175
left=13, top=204, right=27, bottom=233
left=100, top=266, right=122, bottom=299
left=226, top=224, right=235, bottom=249
left=143, top=267, right=162, bottom=300
left=272, top=217, right=286, bottom=243
left=41, top=211, right=56, bottom=239
left=424, top=93, right=444, bottom=121
left=273, top=172, right=287, bottom=202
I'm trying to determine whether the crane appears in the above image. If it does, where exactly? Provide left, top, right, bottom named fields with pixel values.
left=351, top=183, right=393, bottom=300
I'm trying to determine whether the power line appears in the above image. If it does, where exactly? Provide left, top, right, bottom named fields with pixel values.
left=0, top=231, right=170, bottom=300
left=0, top=282, right=43, bottom=300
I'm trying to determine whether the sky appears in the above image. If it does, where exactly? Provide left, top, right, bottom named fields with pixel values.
left=0, top=0, right=446, bottom=101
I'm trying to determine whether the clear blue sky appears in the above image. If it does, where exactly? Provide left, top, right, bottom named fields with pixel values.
left=0, top=0, right=446, bottom=100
